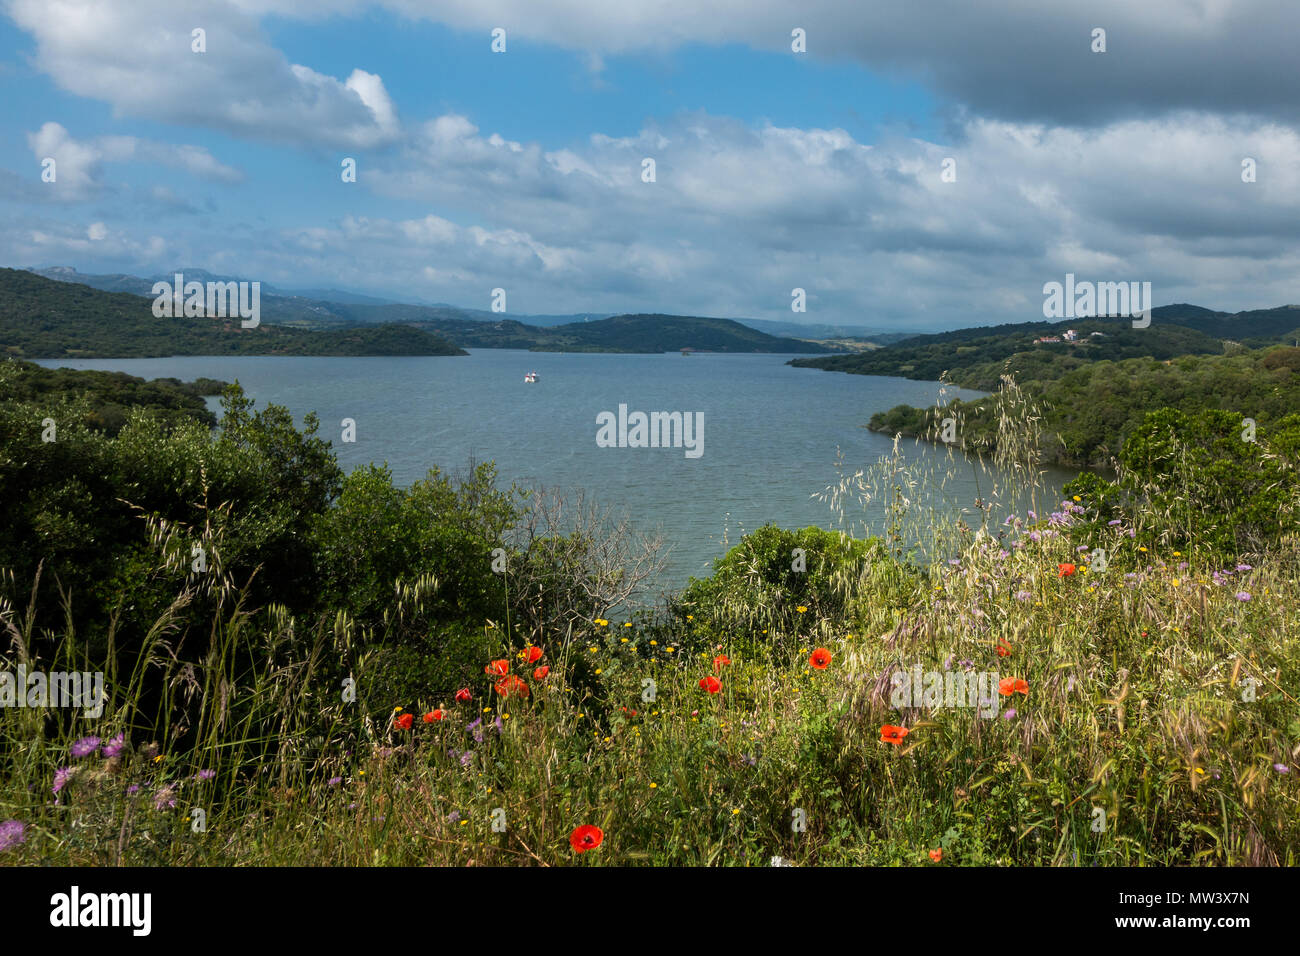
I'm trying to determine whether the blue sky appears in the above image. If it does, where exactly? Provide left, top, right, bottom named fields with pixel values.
left=2, top=1, right=1299, bottom=330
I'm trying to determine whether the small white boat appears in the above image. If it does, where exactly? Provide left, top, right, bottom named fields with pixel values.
left=524, top=371, right=539, bottom=383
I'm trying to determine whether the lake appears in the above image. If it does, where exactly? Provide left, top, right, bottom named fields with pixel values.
left=37, top=350, right=1074, bottom=592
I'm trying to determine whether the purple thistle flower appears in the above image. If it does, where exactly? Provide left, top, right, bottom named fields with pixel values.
left=1107, top=519, right=1122, bottom=527
left=327, top=776, right=343, bottom=787
left=1002, top=709, right=1017, bottom=720
left=195, top=769, right=216, bottom=781
left=1027, top=511, right=1037, bottom=520
left=0, top=820, right=26, bottom=852
left=493, top=716, right=504, bottom=733
left=447, top=810, right=461, bottom=824
left=1235, top=591, right=1251, bottom=602
left=70, top=736, right=100, bottom=759
left=467, top=718, right=484, bottom=744
left=52, top=766, right=76, bottom=796
left=100, top=733, right=125, bottom=758
left=1015, top=590, right=1031, bottom=602
left=1274, top=764, right=1290, bottom=774
left=152, top=786, right=177, bottom=811
left=1027, top=531, right=1041, bottom=543
left=1237, top=564, right=1253, bottom=572
left=948, top=559, right=961, bottom=566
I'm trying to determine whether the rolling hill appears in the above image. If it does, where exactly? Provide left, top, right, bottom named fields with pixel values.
left=0, top=269, right=467, bottom=358
left=18, top=267, right=835, bottom=354
left=789, top=305, right=1300, bottom=390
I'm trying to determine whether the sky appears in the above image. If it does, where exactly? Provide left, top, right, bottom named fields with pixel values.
left=2, top=0, right=1299, bottom=332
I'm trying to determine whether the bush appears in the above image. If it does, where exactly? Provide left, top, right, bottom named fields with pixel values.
left=1065, top=408, right=1300, bottom=557
left=676, top=525, right=884, bottom=642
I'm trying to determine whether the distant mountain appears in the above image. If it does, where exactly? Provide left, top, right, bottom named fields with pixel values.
left=0, top=269, right=466, bottom=358
left=535, top=313, right=828, bottom=353
left=789, top=304, right=1300, bottom=390
left=29, top=267, right=616, bottom=330
left=1157, top=303, right=1300, bottom=341
left=731, top=316, right=916, bottom=344
left=22, top=266, right=841, bottom=353
left=277, top=287, right=400, bottom=306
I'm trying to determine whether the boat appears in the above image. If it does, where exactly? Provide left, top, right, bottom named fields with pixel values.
left=524, top=371, right=539, bottom=383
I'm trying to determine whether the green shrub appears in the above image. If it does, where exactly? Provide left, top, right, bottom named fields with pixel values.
left=676, top=525, right=884, bottom=641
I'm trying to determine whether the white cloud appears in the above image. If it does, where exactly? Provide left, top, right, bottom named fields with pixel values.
left=293, top=110, right=1300, bottom=325
left=6, top=0, right=401, bottom=148
left=25, top=122, right=243, bottom=199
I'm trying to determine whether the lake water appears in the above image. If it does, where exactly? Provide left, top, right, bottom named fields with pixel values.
left=37, top=351, right=1074, bottom=592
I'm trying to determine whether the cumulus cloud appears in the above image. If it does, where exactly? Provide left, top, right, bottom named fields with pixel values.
left=6, top=0, right=401, bottom=148
left=71, top=108, right=1281, bottom=328
left=22, top=122, right=243, bottom=199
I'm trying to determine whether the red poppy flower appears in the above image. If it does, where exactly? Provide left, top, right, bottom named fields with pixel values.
left=494, top=675, right=530, bottom=698
left=393, top=712, right=414, bottom=731
left=995, top=639, right=1012, bottom=657
left=998, top=677, right=1029, bottom=696
left=880, top=724, right=909, bottom=745
left=454, top=688, right=472, bottom=704
left=928, top=848, right=943, bottom=862
left=1058, top=563, right=1077, bottom=577
left=713, top=654, right=732, bottom=671
left=423, top=710, right=443, bottom=723
left=570, top=824, right=603, bottom=853
left=525, top=645, right=543, bottom=664
left=533, top=665, right=550, bottom=681
left=485, top=659, right=510, bottom=676
left=699, top=675, right=722, bottom=694
left=809, top=648, right=832, bottom=670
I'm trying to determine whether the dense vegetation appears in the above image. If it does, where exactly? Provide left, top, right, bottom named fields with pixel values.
left=867, top=346, right=1300, bottom=469
left=0, top=359, right=223, bottom=432
left=793, top=317, right=1224, bottom=390
left=791, top=305, right=1300, bottom=390
left=1, top=363, right=1297, bottom=866
left=0, top=269, right=467, bottom=358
